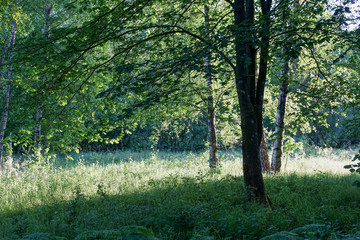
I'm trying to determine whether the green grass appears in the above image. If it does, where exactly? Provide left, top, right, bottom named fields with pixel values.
left=0, top=148, right=359, bottom=239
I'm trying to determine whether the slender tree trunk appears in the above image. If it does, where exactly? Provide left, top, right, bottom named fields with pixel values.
left=313, top=124, right=319, bottom=146
left=0, top=20, right=16, bottom=164
left=34, top=4, right=53, bottom=148
left=0, top=81, right=12, bottom=163
left=0, top=27, right=11, bottom=80
left=271, top=71, right=289, bottom=172
left=204, top=5, right=218, bottom=168
left=256, top=57, right=270, bottom=173
left=271, top=0, right=296, bottom=173
left=271, top=44, right=290, bottom=172
left=233, top=0, right=272, bottom=204
left=34, top=107, right=42, bottom=147
left=7, top=132, right=12, bottom=158
left=260, top=126, right=270, bottom=173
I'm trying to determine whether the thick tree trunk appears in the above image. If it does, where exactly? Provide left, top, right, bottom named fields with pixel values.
left=0, top=20, right=15, bottom=164
left=205, top=5, right=218, bottom=168
left=233, top=0, right=272, bottom=204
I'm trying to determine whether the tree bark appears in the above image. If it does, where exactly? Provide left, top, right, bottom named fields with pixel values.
left=271, top=69, right=289, bottom=172
left=0, top=20, right=16, bottom=164
left=271, top=34, right=290, bottom=172
left=233, top=0, right=272, bottom=203
left=204, top=5, right=218, bottom=168
left=260, top=126, right=270, bottom=173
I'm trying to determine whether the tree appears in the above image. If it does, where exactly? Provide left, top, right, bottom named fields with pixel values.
left=0, top=19, right=16, bottom=163
left=204, top=5, right=218, bottom=168
left=232, top=0, right=272, bottom=203
left=34, top=3, right=52, bottom=149
left=271, top=0, right=294, bottom=173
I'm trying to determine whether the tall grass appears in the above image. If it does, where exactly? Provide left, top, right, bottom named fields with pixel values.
left=0, top=148, right=359, bottom=239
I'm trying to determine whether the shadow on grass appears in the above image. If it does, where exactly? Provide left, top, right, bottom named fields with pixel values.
left=1, top=173, right=360, bottom=240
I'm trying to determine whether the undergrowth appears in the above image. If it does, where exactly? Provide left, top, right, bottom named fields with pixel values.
left=0, top=148, right=359, bottom=239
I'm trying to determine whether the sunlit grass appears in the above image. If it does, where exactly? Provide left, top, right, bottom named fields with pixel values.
left=282, top=147, right=356, bottom=174
left=0, top=147, right=359, bottom=239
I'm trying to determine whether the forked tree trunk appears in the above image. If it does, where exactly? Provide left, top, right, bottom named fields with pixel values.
left=233, top=0, right=272, bottom=204
left=0, top=20, right=16, bottom=163
left=205, top=5, right=218, bottom=168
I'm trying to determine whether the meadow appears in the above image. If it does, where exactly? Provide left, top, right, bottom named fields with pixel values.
left=0, top=147, right=360, bottom=239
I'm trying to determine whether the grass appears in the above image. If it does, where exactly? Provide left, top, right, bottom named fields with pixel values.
left=0, top=148, right=359, bottom=239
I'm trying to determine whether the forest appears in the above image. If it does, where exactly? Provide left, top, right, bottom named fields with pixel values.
left=0, top=0, right=360, bottom=239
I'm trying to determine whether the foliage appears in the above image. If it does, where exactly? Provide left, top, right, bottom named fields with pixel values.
left=260, top=224, right=360, bottom=240
left=74, top=226, right=157, bottom=240
left=19, top=232, right=66, bottom=240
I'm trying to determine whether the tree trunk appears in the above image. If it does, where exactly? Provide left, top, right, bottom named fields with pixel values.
left=0, top=80, right=11, bottom=163
left=34, top=4, right=53, bottom=148
left=260, top=126, right=270, bottom=173
left=34, top=107, right=42, bottom=147
left=313, top=124, right=319, bottom=146
left=271, top=76, right=289, bottom=173
left=0, top=27, right=12, bottom=81
left=7, top=132, right=12, bottom=158
left=0, top=20, right=16, bottom=164
left=233, top=0, right=272, bottom=204
left=271, top=51, right=289, bottom=172
left=205, top=5, right=218, bottom=168
left=271, top=0, right=297, bottom=173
